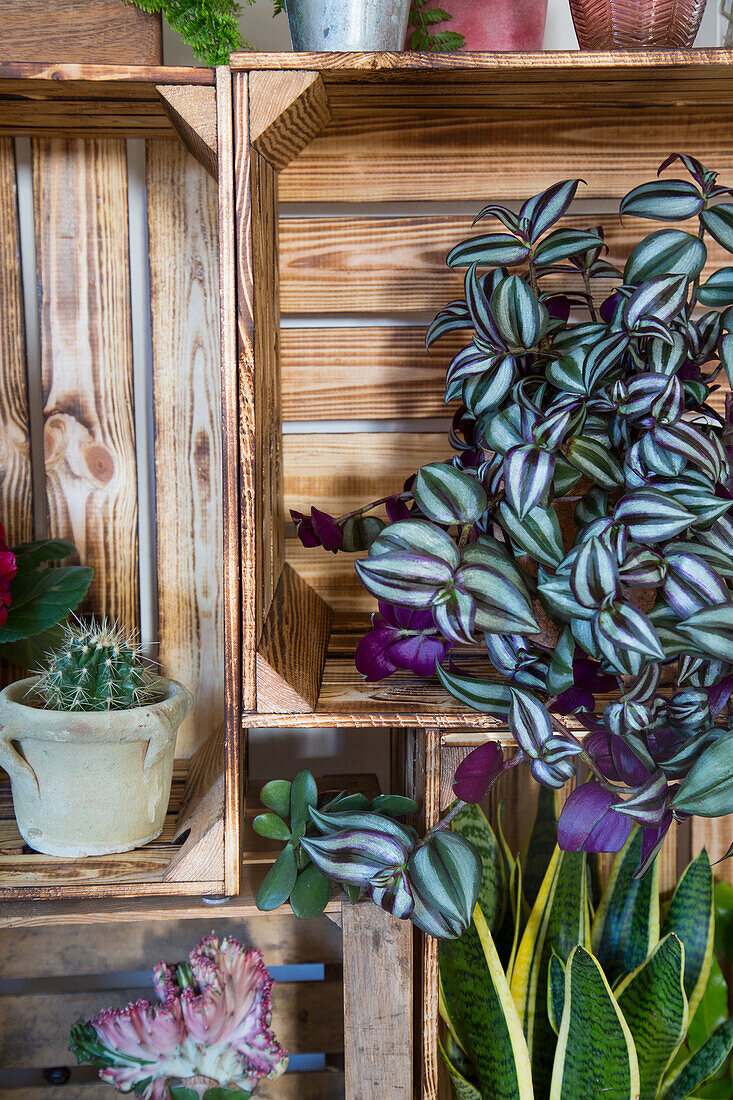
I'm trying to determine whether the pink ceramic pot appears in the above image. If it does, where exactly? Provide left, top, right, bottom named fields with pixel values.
left=428, top=0, right=548, bottom=50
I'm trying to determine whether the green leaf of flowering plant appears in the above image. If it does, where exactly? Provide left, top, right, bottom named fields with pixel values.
left=533, top=228, right=605, bottom=266
left=412, top=463, right=487, bottom=525
left=0, top=563, right=94, bottom=644
left=697, top=267, right=733, bottom=307
left=672, top=735, right=733, bottom=817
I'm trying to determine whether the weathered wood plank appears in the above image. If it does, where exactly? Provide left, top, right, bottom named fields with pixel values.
left=0, top=913, right=342, bottom=977
left=342, top=901, right=414, bottom=1097
left=0, top=0, right=162, bottom=66
left=165, top=725, right=225, bottom=884
left=283, top=432, right=449, bottom=517
left=285, top=541, right=372, bottom=614
left=218, top=65, right=245, bottom=898
left=0, top=980, right=343, bottom=1069
left=147, top=136, right=224, bottom=759
left=279, top=213, right=731, bottom=313
left=280, top=326, right=454, bottom=421
left=34, top=137, right=138, bottom=625
left=251, top=149, right=283, bottom=636
left=256, top=563, right=333, bottom=713
left=250, top=71, right=331, bottom=171
left=0, top=136, right=31, bottom=567
left=0, top=1075, right=345, bottom=1100
left=232, top=71, right=255, bottom=711
left=279, top=107, right=733, bottom=202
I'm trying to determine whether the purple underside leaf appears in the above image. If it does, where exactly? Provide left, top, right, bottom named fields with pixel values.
left=354, top=611, right=450, bottom=682
left=452, top=741, right=506, bottom=803
left=634, top=813, right=674, bottom=878
left=558, top=782, right=634, bottom=853
left=708, top=673, right=733, bottom=718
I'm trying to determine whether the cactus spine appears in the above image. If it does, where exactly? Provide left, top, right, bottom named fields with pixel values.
left=36, top=618, right=155, bottom=711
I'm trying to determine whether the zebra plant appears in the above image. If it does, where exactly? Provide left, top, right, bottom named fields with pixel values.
left=293, top=154, right=733, bottom=871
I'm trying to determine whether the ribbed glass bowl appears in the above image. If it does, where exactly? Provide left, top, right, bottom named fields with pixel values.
left=569, top=0, right=707, bottom=48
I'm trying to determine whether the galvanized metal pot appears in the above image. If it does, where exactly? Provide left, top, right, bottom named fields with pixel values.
left=285, top=0, right=411, bottom=50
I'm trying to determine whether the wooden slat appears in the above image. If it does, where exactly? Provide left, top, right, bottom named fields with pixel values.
left=0, top=0, right=162, bottom=65
left=0, top=1075, right=345, bottom=1100
left=232, top=70, right=256, bottom=711
left=281, top=326, right=454, bottom=420
left=0, top=913, right=342, bottom=977
left=165, top=726, right=225, bottom=884
left=343, top=902, right=414, bottom=1096
left=0, top=979, right=343, bottom=1070
left=218, top=65, right=245, bottom=898
left=280, top=106, right=733, bottom=203
left=0, top=66, right=212, bottom=138
left=249, top=71, right=332, bottom=171
left=691, top=817, right=733, bottom=887
left=0, top=862, right=341, bottom=927
left=280, top=213, right=732, bottom=313
left=283, top=432, right=448, bottom=517
left=34, top=136, right=138, bottom=626
left=251, top=149, right=283, bottom=635
left=147, top=136, right=224, bottom=759
left=256, top=563, right=333, bottom=713
left=0, top=136, right=30, bottom=546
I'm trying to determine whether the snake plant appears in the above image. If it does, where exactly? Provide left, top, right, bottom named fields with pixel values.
left=440, top=796, right=733, bottom=1099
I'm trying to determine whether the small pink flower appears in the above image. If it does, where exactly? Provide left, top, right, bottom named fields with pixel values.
left=0, top=523, right=17, bottom=628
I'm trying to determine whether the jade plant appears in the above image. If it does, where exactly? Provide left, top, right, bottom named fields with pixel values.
left=35, top=617, right=156, bottom=711
left=255, top=770, right=480, bottom=938
left=293, top=154, right=733, bottom=873
left=440, top=794, right=733, bottom=1099
left=71, top=934, right=287, bottom=1099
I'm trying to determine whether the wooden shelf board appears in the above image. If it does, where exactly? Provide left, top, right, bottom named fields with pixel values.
left=248, top=620, right=542, bottom=730
left=230, top=50, right=733, bottom=108
left=0, top=62, right=214, bottom=137
left=0, top=760, right=222, bottom=900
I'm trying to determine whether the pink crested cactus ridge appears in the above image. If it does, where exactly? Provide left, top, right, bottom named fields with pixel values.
left=72, top=935, right=288, bottom=1099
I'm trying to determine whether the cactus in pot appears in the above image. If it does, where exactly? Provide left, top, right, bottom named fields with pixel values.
left=0, top=616, right=193, bottom=858
left=36, top=618, right=157, bottom=711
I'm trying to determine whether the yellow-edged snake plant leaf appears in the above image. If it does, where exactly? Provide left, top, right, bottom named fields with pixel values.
left=660, top=849, right=714, bottom=1022
left=439, top=906, right=533, bottom=1098
left=522, top=786, right=559, bottom=908
left=549, top=946, right=640, bottom=1100
left=614, top=934, right=688, bottom=1100
left=659, top=1018, right=733, bottom=1100
left=592, top=828, right=660, bottom=986
left=547, top=952, right=566, bottom=1037
left=438, top=1037, right=483, bottom=1100
left=452, top=803, right=508, bottom=934
left=510, top=847, right=590, bottom=1098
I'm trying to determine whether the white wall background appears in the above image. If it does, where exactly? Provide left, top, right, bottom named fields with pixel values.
left=162, top=0, right=724, bottom=790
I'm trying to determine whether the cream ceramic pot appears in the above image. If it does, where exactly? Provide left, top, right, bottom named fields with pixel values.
left=0, top=676, right=192, bottom=857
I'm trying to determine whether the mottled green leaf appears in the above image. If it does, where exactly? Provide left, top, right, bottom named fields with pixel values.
left=662, top=849, right=714, bottom=1020
left=591, top=828, right=660, bottom=986
left=660, top=1019, right=733, bottom=1100
left=549, top=946, right=639, bottom=1100
left=439, top=908, right=533, bottom=1098
left=452, top=803, right=507, bottom=934
left=615, top=934, right=688, bottom=1100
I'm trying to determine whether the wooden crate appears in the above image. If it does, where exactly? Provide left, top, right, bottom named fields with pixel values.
left=220, top=51, right=733, bottom=1097
left=0, top=1, right=162, bottom=66
left=0, top=64, right=238, bottom=902
left=0, top=909, right=345, bottom=1099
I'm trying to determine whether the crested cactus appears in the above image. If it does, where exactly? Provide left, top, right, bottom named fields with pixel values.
left=36, top=617, right=156, bottom=712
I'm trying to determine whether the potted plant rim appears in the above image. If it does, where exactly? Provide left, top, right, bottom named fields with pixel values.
left=0, top=617, right=192, bottom=857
